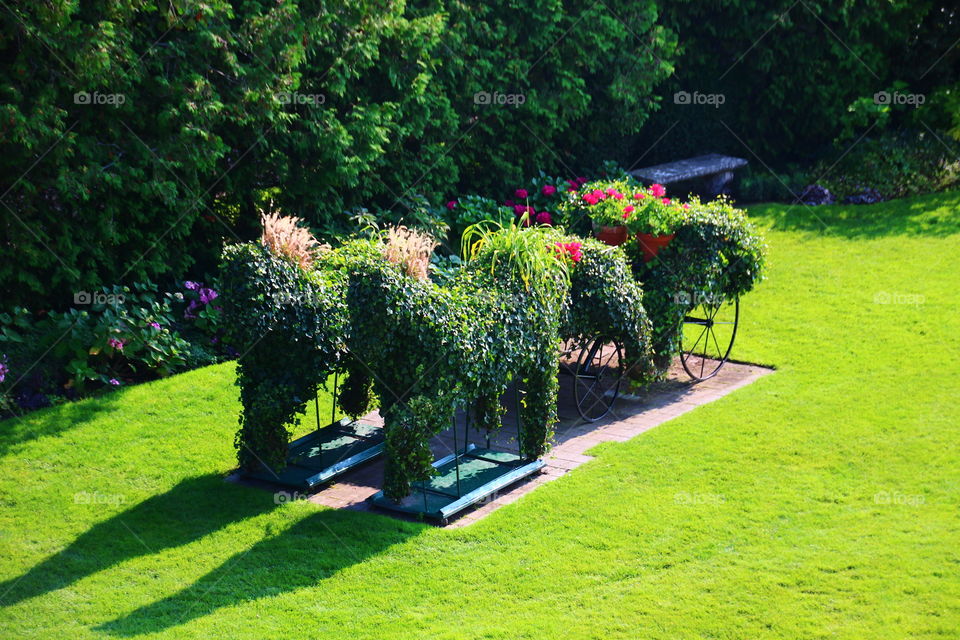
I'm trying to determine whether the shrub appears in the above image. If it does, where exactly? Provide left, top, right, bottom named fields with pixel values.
left=0, top=284, right=196, bottom=415
left=814, top=130, right=960, bottom=202
left=636, top=1, right=955, bottom=168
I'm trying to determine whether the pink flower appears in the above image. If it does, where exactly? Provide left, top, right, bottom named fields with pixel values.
left=535, top=211, right=553, bottom=225
left=613, top=192, right=624, bottom=200
left=634, top=192, right=645, bottom=199
left=514, top=204, right=526, bottom=215
left=505, top=199, right=515, bottom=207
left=650, top=183, right=666, bottom=197
left=149, top=321, right=161, bottom=330
left=108, top=378, right=120, bottom=386
left=683, top=203, right=690, bottom=210
left=662, top=198, right=671, bottom=205
left=515, top=188, right=528, bottom=199
left=542, top=184, right=557, bottom=196
left=553, top=241, right=583, bottom=263
left=576, top=177, right=588, bottom=185
left=623, top=205, right=635, bottom=214
left=107, top=338, right=125, bottom=351
left=446, top=200, right=457, bottom=210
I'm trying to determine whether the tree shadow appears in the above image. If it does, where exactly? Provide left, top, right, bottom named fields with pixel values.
left=96, top=508, right=424, bottom=636
left=0, top=474, right=274, bottom=607
left=748, top=190, right=960, bottom=239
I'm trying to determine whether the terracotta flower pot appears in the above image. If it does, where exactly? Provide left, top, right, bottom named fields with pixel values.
left=636, top=232, right=675, bottom=262
left=594, top=224, right=629, bottom=247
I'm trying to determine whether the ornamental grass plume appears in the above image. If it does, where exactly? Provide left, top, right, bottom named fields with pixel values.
left=260, top=209, right=329, bottom=270
left=382, top=226, right=439, bottom=280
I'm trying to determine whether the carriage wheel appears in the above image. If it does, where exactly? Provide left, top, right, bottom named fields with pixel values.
left=573, top=337, right=623, bottom=422
left=680, top=296, right=739, bottom=381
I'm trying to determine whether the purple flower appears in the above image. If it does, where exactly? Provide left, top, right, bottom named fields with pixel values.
left=107, top=338, right=125, bottom=351
left=0, top=357, right=8, bottom=384
left=149, top=321, right=161, bottom=330
left=184, top=300, right=201, bottom=319
left=184, top=281, right=200, bottom=291
left=198, top=287, right=219, bottom=305
left=108, top=378, right=120, bottom=386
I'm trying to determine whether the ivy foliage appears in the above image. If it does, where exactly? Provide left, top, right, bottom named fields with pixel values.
left=219, top=243, right=347, bottom=471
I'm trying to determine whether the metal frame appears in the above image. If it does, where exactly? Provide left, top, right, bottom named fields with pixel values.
left=369, top=391, right=544, bottom=524
left=242, top=373, right=385, bottom=489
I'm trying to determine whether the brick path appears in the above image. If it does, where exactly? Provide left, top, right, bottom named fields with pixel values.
left=304, top=359, right=772, bottom=526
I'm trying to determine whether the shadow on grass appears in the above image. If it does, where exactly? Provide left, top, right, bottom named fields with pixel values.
left=0, top=474, right=274, bottom=608
left=96, top=508, right=423, bottom=636
left=0, top=391, right=122, bottom=456
left=748, top=190, right=960, bottom=239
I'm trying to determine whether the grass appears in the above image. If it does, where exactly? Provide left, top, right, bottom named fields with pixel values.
left=1, top=190, right=959, bottom=638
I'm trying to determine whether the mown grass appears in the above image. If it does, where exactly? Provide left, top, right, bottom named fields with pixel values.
left=1, top=191, right=958, bottom=638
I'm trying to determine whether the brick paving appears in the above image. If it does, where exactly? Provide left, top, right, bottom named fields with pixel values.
left=297, top=359, right=772, bottom=526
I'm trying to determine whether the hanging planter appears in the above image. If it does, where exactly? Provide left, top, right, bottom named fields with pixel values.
left=593, top=224, right=629, bottom=247
left=636, top=232, right=675, bottom=262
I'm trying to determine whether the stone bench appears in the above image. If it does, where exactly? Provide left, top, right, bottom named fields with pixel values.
left=630, top=153, right=748, bottom=197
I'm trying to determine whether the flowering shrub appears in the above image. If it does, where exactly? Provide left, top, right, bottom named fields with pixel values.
left=503, top=174, right=584, bottom=229
left=564, top=179, right=688, bottom=235
left=0, top=285, right=195, bottom=416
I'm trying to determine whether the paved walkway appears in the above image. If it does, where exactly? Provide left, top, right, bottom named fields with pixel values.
left=305, top=359, right=772, bottom=527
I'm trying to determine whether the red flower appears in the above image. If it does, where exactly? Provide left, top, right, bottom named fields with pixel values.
left=515, top=188, right=529, bottom=199
left=650, top=183, right=666, bottom=197
left=623, top=205, right=635, bottom=214
left=446, top=200, right=457, bottom=210
left=514, top=204, right=526, bottom=215
left=542, top=184, right=557, bottom=196
left=536, top=211, right=553, bottom=225
left=662, top=197, right=671, bottom=205
left=634, top=192, right=645, bottom=199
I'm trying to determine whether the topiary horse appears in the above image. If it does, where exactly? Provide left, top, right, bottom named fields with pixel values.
left=221, top=222, right=655, bottom=502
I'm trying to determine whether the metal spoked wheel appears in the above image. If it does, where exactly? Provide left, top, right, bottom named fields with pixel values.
left=680, top=296, right=740, bottom=381
left=573, top=337, right=624, bottom=422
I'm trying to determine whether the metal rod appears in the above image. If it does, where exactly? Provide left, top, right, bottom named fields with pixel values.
left=515, top=381, right=523, bottom=459
left=331, top=371, right=339, bottom=425
left=315, top=385, right=322, bottom=465
left=464, top=405, right=471, bottom=454
left=452, top=411, right=461, bottom=498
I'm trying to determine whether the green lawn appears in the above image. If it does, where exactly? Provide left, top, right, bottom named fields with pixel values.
left=1, top=191, right=958, bottom=638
